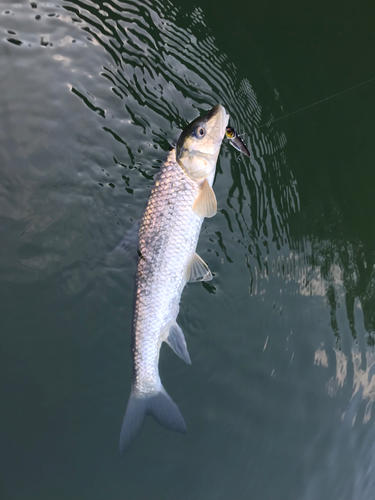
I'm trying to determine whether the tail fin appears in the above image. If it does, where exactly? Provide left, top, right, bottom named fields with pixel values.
left=119, top=386, right=186, bottom=455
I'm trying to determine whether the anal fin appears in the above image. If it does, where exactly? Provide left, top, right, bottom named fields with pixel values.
left=166, top=323, right=191, bottom=365
left=193, top=179, right=217, bottom=218
left=185, top=253, right=212, bottom=282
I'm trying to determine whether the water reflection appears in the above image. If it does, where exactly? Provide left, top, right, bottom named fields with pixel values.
left=249, top=231, right=375, bottom=417
left=310, top=238, right=375, bottom=344
left=2, top=0, right=375, bottom=496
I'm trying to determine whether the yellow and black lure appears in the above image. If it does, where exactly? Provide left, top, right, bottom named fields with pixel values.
left=226, top=126, right=250, bottom=157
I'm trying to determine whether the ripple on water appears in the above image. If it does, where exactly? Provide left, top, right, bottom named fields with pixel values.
left=0, top=0, right=297, bottom=292
left=2, top=0, right=375, bottom=497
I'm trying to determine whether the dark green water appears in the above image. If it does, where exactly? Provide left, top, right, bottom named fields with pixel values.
left=1, top=0, right=375, bottom=498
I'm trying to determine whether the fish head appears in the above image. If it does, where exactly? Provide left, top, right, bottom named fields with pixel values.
left=176, top=104, right=229, bottom=182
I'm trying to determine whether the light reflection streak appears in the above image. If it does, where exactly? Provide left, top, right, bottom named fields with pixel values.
left=314, top=348, right=328, bottom=368
left=250, top=238, right=375, bottom=420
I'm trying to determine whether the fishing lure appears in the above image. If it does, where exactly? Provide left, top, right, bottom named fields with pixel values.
left=226, top=126, right=250, bottom=157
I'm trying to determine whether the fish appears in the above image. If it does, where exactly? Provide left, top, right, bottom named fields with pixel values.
left=225, top=126, right=250, bottom=157
left=119, top=104, right=229, bottom=454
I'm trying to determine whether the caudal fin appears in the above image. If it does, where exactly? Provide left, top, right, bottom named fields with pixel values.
left=119, top=387, right=186, bottom=455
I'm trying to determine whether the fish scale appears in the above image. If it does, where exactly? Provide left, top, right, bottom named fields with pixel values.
left=133, top=149, right=201, bottom=395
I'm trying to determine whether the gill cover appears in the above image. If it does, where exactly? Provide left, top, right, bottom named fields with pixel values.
left=176, top=104, right=229, bottom=182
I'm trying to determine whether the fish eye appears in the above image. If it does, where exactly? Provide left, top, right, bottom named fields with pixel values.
left=193, top=124, right=206, bottom=139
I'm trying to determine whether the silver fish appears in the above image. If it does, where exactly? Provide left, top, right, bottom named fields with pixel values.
left=119, top=104, right=229, bottom=454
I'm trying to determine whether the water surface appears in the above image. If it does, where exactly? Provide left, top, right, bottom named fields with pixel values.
left=1, top=0, right=375, bottom=499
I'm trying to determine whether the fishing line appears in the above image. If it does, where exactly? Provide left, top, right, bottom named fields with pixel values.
left=258, top=75, right=375, bottom=128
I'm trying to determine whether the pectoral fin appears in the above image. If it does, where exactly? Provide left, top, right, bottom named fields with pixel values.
left=166, top=323, right=191, bottom=365
left=192, top=179, right=217, bottom=218
left=185, top=253, right=212, bottom=282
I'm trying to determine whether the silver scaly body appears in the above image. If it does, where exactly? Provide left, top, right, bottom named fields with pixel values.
left=119, top=104, right=229, bottom=454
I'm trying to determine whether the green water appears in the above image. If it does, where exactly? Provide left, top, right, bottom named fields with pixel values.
left=1, top=0, right=375, bottom=498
